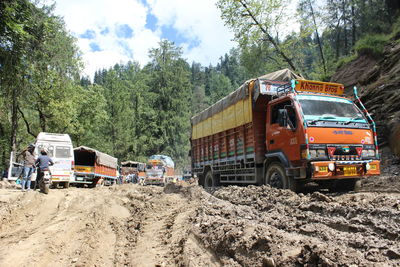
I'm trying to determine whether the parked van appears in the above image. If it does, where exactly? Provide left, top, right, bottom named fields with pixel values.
left=33, top=132, right=74, bottom=188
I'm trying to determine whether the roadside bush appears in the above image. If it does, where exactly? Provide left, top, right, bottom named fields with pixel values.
left=391, top=17, right=400, bottom=40
left=336, top=54, right=357, bottom=69
left=354, top=34, right=390, bottom=57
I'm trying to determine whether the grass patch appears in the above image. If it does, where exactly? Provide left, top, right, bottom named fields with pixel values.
left=336, top=54, right=358, bottom=69
left=354, top=34, right=390, bottom=57
left=390, top=17, right=400, bottom=40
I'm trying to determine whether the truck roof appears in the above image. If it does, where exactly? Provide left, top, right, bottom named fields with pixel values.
left=191, top=69, right=302, bottom=126
left=36, top=132, right=72, bottom=143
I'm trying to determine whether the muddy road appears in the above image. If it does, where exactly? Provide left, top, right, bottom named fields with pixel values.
left=0, top=181, right=399, bottom=267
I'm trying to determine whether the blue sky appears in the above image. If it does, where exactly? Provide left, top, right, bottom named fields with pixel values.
left=50, top=0, right=298, bottom=78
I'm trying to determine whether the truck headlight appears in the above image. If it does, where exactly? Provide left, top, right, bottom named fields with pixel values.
left=317, top=149, right=326, bottom=158
left=328, top=163, right=335, bottom=171
left=362, top=149, right=375, bottom=158
left=365, top=163, right=371, bottom=171
left=309, top=149, right=327, bottom=159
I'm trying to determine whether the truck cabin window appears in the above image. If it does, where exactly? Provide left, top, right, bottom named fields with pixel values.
left=271, top=100, right=297, bottom=128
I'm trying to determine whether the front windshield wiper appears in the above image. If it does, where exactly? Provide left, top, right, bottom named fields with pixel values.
left=308, top=115, right=337, bottom=124
left=344, top=116, right=364, bottom=124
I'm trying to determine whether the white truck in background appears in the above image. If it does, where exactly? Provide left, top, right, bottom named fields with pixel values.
left=32, top=132, right=74, bottom=188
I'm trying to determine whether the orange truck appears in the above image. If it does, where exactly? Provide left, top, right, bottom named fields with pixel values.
left=145, top=155, right=175, bottom=186
left=190, top=69, right=380, bottom=191
left=73, top=146, right=118, bottom=187
left=121, top=161, right=146, bottom=182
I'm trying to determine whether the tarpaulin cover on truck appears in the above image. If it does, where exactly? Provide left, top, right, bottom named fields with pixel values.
left=148, top=155, right=175, bottom=168
left=74, top=146, right=118, bottom=169
left=191, top=69, right=303, bottom=140
left=121, top=161, right=142, bottom=166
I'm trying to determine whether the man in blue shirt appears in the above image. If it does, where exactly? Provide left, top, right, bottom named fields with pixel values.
left=35, top=149, right=54, bottom=188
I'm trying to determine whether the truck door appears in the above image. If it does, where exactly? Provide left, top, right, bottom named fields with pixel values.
left=267, top=99, right=301, bottom=162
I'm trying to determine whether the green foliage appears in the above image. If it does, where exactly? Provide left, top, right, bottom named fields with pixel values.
left=335, top=54, right=358, bottom=70
left=390, top=17, right=400, bottom=40
left=354, top=34, right=390, bottom=57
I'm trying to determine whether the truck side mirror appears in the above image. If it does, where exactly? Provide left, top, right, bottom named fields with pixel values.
left=278, top=109, right=288, bottom=127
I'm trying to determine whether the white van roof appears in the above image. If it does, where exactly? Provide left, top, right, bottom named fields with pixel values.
left=36, top=132, right=72, bottom=143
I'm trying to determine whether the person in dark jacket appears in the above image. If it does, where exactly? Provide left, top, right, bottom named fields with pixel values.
left=35, top=149, right=54, bottom=188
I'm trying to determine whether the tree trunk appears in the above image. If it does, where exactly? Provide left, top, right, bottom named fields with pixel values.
left=342, top=0, right=348, bottom=55
left=335, top=20, right=341, bottom=60
left=37, top=106, right=47, bottom=132
left=238, top=0, right=298, bottom=72
left=308, top=0, right=327, bottom=75
left=18, top=106, right=36, bottom=138
left=351, top=2, right=356, bottom=47
left=10, top=88, right=18, bottom=155
left=0, top=122, right=7, bottom=169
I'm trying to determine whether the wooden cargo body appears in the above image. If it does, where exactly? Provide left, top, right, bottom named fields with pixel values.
left=74, top=146, right=118, bottom=186
left=191, top=80, right=274, bottom=183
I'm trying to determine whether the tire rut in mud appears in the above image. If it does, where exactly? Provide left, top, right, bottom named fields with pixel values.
left=189, top=185, right=400, bottom=266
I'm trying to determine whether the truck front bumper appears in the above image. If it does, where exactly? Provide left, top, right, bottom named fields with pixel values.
left=310, top=160, right=380, bottom=179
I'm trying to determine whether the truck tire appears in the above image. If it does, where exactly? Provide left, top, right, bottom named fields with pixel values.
left=203, top=171, right=219, bottom=188
left=265, top=162, right=288, bottom=189
left=265, top=163, right=303, bottom=192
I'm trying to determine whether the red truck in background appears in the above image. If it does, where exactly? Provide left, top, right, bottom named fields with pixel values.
left=73, top=146, right=118, bottom=187
left=121, top=161, right=146, bottom=182
left=190, top=69, right=380, bottom=192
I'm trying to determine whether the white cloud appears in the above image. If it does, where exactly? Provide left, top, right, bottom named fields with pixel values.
left=49, top=0, right=238, bottom=77
left=49, top=0, right=299, bottom=78
left=146, top=0, right=235, bottom=64
left=83, top=50, right=130, bottom=77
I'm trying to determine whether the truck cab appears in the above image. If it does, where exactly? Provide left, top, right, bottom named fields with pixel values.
left=265, top=88, right=380, bottom=190
left=145, top=155, right=175, bottom=186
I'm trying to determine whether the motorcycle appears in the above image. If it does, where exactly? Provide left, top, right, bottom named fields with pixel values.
left=37, top=168, right=51, bottom=194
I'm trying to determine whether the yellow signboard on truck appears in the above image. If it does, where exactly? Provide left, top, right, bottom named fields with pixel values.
left=295, top=79, right=345, bottom=95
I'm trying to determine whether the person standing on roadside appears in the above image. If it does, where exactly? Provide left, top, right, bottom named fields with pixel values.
left=19, top=144, right=36, bottom=192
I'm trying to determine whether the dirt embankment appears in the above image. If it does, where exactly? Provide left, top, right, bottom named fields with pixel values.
left=0, top=183, right=399, bottom=267
left=332, top=39, right=400, bottom=154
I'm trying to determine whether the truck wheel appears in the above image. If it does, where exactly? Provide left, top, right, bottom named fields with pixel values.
left=63, top=182, right=70, bottom=189
left=265, top=163, right=288, bottom=189
left=204, top=171, right=219, bottom=188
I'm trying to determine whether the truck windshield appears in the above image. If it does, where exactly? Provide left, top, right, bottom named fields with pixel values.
left=297, top=95, right=366, bottom=123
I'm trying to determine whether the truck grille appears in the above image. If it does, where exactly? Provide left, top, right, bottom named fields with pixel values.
left=327, top=145, right=362, bottom=161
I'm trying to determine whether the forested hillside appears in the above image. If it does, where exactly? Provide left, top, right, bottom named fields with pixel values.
left=1, top=0, right=399, bottom=170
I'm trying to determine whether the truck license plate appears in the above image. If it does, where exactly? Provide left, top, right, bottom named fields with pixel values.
left=343, top=166, right=357, bottom=176
left=319, top=166, right=328, bottom=172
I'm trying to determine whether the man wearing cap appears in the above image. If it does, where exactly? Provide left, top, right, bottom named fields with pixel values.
left=20, top=144, right=36, bottom=191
